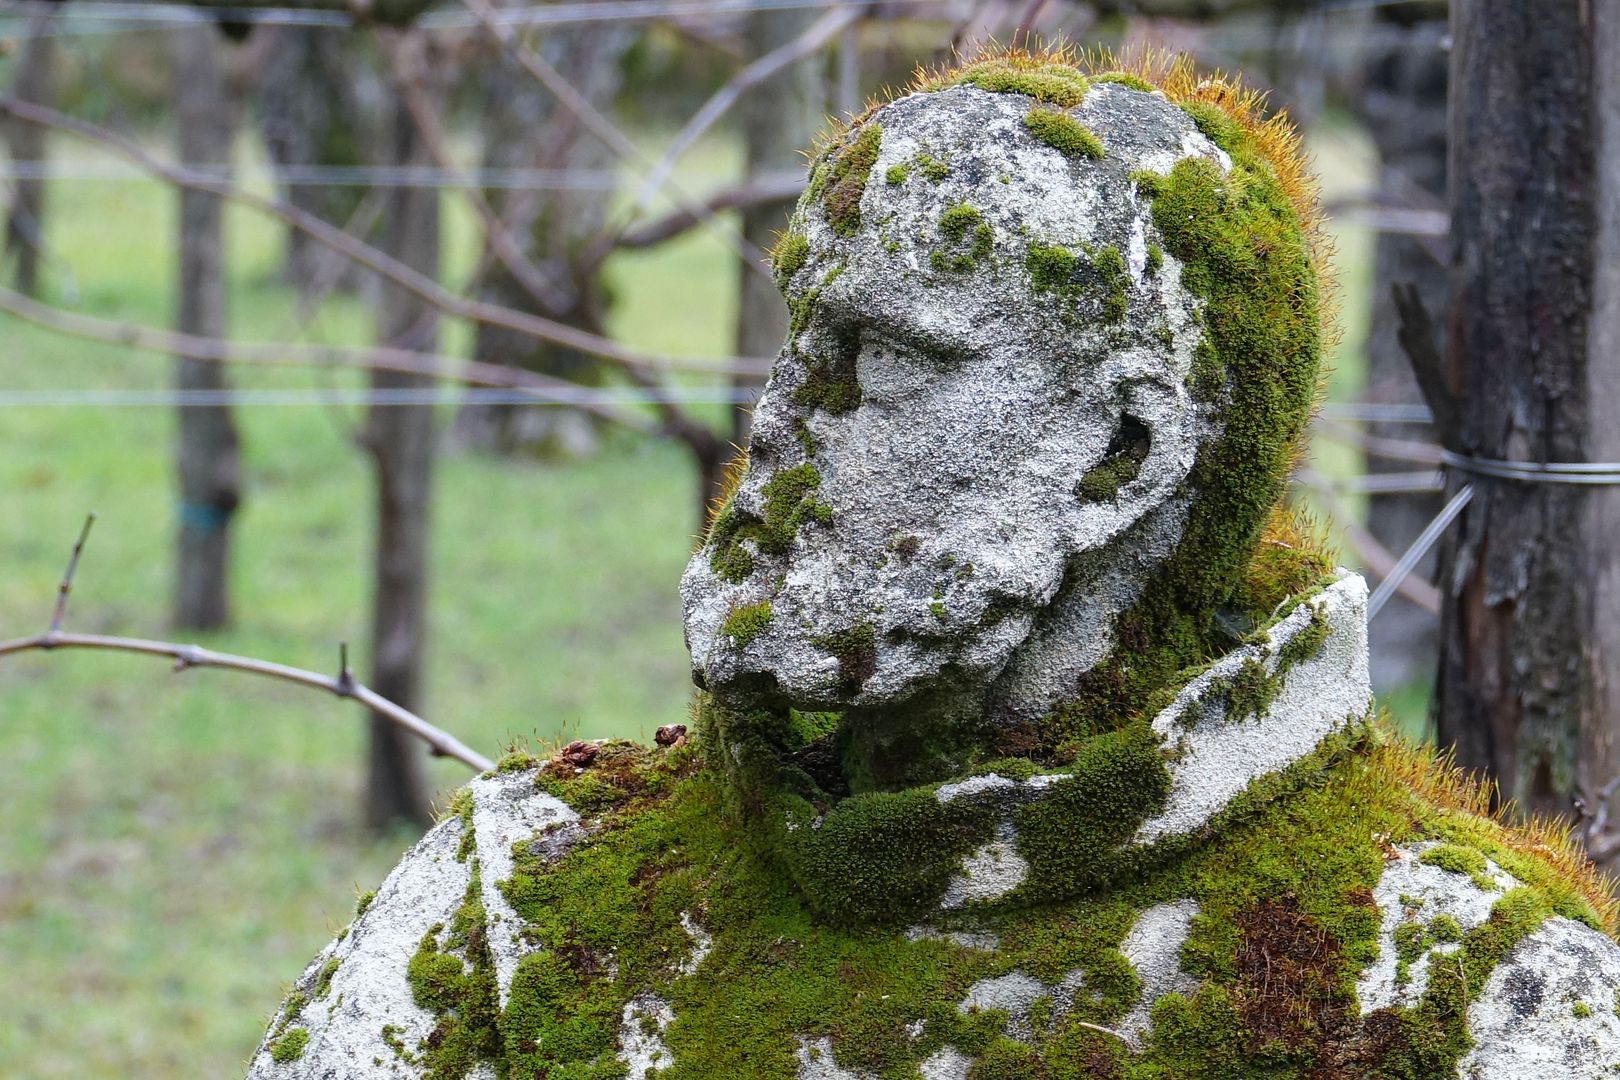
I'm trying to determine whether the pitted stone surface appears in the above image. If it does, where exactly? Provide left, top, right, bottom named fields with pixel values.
left=1117, top=899, right=1202, bottom=1047
left=467, top=769, right=580, bottom=1006
left=245, top=814, right=472, bottom=1078
left=618, top=993, right=676, bottom=1079
left=246, top=774, right=582, bottom=1078
left=1357, top=840, right=1518, bottom=1014
left=682, top=82, right=1231, bottom=722
left=1457, top=916, right=1620, bottom=1078
left=1134, top=569, right=1372, bottom=844
left=958, top=967, right=1093, bottom=1044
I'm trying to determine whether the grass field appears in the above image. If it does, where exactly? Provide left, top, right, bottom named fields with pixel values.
left=0, top=123, right=1387, bottom=1077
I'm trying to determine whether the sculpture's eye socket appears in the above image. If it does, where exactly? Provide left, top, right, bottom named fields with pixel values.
left=1076, top=413, right=1152, bottom=503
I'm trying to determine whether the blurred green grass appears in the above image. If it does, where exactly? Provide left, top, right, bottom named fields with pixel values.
left=0, top=121, right=1408, bottom=1078
left=0, top=131, right=737, bottom=1077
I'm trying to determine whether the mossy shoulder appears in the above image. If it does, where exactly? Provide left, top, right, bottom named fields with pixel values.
left=1022, top=106, right=1104, bottom=160
left=771, top=231, right=809, bottom=285
left=380, top=722, right=1617, bottom=1079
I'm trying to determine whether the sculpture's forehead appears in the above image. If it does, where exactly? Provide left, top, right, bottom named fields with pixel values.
left=793, top=84, right=1228, bottom=353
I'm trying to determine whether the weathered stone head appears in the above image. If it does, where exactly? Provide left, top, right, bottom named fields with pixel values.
left=682, top=57, right=1323, bottom=790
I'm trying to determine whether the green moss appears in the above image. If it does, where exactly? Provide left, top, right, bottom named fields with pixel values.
left=811, top=622, right=877, bottom=695
left=1012, top=725, right=1172, bottom=902
left=947, top=58, right=1090, bottom=107
left=1146, top=242, right=1164, bottom=276
left=1037, top=114, right=1320, bottom=753
left=817, top=123, right=882, bottom=237
left=1221, top=657, right=1278, bottom=721
left=787, top=783, right=997, bottom=926
left=1022, top=106, right=1104, bottom=160
left=885, top=162, right=911, bottom=185
left=1276, top=604, right=1329, bottom=670
left=1421, top=843, right=1497, bottom=893
left=1094, top=244, right=1128, bottom=322
left=772, top=231, right=809, bottom=284
left=933, top=204, right=994, bottom=272
left=1092, top=71, right=1156, bottom=92
left=404, top=862, right=502, bottom=1079
left=709, top=464, right=832, bottom=582
left=451, top=786, right=476, bottom=862
left=1574, top=1001, right=1593, bottom=1019
left=1025, top=244, right=1077, bottom=292
left=269, top=1027, right=309, bottom=1063
left=1075, top=455, right=1140, bottom=502
left=917, top=154, right=951, bottom=182
left=313, top=957, right=341, bottom=999
left=497, top=749, right=538, bottom=773
left=355, top=889, right=376, bottom=917
left=722, top=600, right=773, bottom=648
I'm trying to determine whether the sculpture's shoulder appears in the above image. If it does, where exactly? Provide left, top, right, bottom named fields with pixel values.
left=246, top=735, right=1620, bottom=1080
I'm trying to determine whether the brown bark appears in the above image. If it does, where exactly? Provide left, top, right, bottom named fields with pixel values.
left=1429, top=0, right=1618, bottom=826
left=172, top=26, right=243, bottom=631
left=363, top=37, right=439, bottom=830
left=4, top=14, right=55, bottom=297
left=453, top=5, right=632, bottom=456
left=256, top=28, right=384, bottom=290
left=731, top=4, right=826, bottom=446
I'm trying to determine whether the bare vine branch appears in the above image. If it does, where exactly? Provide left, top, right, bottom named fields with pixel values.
left=0, top=95, right=767, bottom=378
left=0, top=515, right=496, bottom=773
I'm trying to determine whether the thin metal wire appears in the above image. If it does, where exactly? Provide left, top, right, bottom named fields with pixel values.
left=1366, top=483, right=1473, bottom=621
left=1439, top=449, right=1620, bottom=486
left=0, top=0, right=882, bottom=33
left=1317, top=402, right=1435, bottom=424
left=0, top=386, right=759, bottom=407
left=0, top=161, right=643, bottom=190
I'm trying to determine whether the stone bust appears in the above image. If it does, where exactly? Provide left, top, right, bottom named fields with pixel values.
left=248, top=52, right=1620, bottom=1080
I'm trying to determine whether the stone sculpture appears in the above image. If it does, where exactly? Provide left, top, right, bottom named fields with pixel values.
left=247, top=50, right=1620, bottom=1079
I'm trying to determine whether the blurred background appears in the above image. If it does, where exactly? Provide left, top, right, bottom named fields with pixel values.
left=0, top=0, right=1452, bottom=1074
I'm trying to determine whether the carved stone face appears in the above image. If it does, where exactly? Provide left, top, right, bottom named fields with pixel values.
left=681, top=83, right=1235, bottom=722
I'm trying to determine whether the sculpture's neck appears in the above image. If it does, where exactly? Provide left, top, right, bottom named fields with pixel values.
left=705, top=570, right=1371, bottom=929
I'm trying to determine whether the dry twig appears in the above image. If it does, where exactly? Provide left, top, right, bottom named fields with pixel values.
left=0, top=515, right=496, bottom=773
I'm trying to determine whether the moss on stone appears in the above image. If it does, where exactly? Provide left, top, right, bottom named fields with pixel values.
left=1094, top=244, right=1128, bottom=322
left=885, top=162, right=911, bottom=185
left=1036, top=107, right=1321, bottom=755
left=812, top=622, right=877, bottom=695
left=268, top=1027, right=309, bottom=1063
left=722, top=600, right=773, bottom=648
left=1092, top=71, right=1156, bottom=92
left=816, top=123, right=882, bottom=237
left=355, top=889, right=376, bottom=917
left=1025, top=244, right=1077, bottom=292
left=1075, top=455, right=1140, bottom=502
left=917, top=153, right=951, bottom=182
left=1146, top=242, right=1165, bottom=275
left=934, top=204, right=994, bottom=272
left=771, top=231, right=809, bottom=284
left=1420, top=844, right=1497, bottom=893
left=709, top=464, right=832, bottom=582
left=943, top=57, right=1091, bottom=108
left=313, top=956, right=341, bottom=999
left=1022, top=106, right=1104, bottom=160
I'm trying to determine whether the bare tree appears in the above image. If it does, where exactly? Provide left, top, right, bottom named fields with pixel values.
left=453, top=7, right=634, bottom=456
left=256, top=28, right=385, bottom=289
left=732, top=4, right=827, bottom=444
left=362, top=33, right=442, bottom=830
left=3, top=11, right=56, bottom=297
left=1403, top=0, right=1620, bottom=833
left=172, top=25, right=244, bottom=631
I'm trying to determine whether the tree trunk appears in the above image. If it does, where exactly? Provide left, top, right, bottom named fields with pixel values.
left=1347, top=12, right=1448, bottom=694
left=4, top=14, right=56, bottom=297
left=172, top=26, right=243, bottom=631
left=1429, top=0, right=1619, bottom=827
left=732, top=4, right=827, bottom=445
left=363, top=39, right=439, bottom=831
left=453, top=8, right=632, bottom=457
left=256, top=27, right=383, bottom=290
